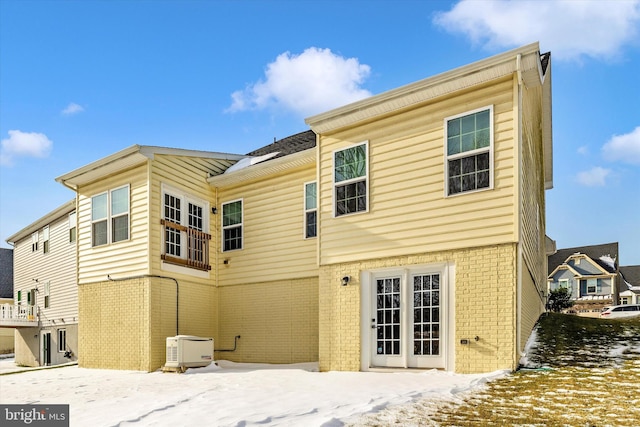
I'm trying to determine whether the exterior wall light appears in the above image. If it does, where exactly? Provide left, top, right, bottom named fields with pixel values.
left=341, top=276, right=350, bottom=286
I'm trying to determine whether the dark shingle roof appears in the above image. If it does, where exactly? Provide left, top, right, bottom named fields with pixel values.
left=246, top=130, right=316, bottom=159
left=548, top=242, right=619, bottom=275
left=0, top=248, right=13, bottom=298
left=620, top=265, right=640, bottom=288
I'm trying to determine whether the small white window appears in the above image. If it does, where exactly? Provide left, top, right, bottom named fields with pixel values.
left=333, top=142, right=368, bottom=217
left=58, top=329, right=66, bottom=353
left=445, top=106, right=493, bottom=196
left=222, top=199, right=243, bottom=251
left=304, top=182, right=317, bottom=238
left=69, top=211, right=77, bottom=243
left=31, top=232, right=38, bottom=252
left=44, top=281, right=50, bottom=309
left=43, top=226, right=50, bottom=254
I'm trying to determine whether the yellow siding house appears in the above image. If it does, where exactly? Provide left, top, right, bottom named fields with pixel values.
left=54, top=42, right=551, bottom=374
left=306, top=42, right=552, bottom=373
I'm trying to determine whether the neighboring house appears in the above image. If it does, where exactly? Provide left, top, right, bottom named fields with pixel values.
left=619, top=265, right=640, bottom=305
left=55, top=42, right=552, bottom=374
left=0, top=248, right=14, bottom=353
left=2, top=200, right=78, bottom=366
left=547, top=242, right=621, bottom=317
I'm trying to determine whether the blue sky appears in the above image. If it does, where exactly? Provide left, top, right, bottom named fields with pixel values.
left=1, top=0, right=639, bottom=265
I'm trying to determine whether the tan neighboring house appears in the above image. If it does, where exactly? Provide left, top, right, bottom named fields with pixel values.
left=3, top=200, right=78, bottom=366
left=56, top=42, right=552, bottom=374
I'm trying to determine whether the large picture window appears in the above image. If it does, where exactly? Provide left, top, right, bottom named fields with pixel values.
left=304, top=182, right=317, bottom=238
left=334, top=142, right=368, bottom=216
left=161, top=186, right=211, bottom=271
left=222, top=199, right=243, bottom=251
left=445, top=107, right=493, bottom=196
left=91, top=185, right=130, bottom=246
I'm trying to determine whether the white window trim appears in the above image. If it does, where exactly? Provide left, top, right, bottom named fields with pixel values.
left=444, top=105, right=494, bottom=197
left=43, top=225, right=50, bottom=254
left=43, top=281, right=50, bottom=309
left=91, top=184, right=131, bottom=247
left=31, top=231, right=38, bottom=252
left=221, top=198, right=243, bottom=252
left=332, top=141, right=369, bottom=218
left=303, top=181, right=317, bottom=239
left=161, top=183, right=210, bottom=262
left=68, top=211, right=77, bottom=244
left=57, top=329, right=66, bottom=353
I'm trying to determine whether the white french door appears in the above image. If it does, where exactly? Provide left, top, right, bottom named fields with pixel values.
left=369, top=268, right=447, bottom=369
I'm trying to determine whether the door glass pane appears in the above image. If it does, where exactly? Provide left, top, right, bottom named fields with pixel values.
left=413, top=273, right=441, bottom=356
left=376, top=278, right=401, bottom=356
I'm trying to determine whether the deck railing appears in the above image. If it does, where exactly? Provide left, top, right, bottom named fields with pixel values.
left=161, top=219, right=212, bottom=271
left=0, top=304, right=38, bottom=324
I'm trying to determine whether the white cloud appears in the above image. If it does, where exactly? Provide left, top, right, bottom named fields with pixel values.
left=602, top=126, right=640, bottom=165
left=62, top=102, right=85, bottom=115
left=227, top=47, right=372, bottom=117
left=0, top=130, right=53, bottom=166
left=576, top=166, right=611, bottom=187
left=433, top=0, right=640, bottom=61
left=577, top=146, right=589, bottom=156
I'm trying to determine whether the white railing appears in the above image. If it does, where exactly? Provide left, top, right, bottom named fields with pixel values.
left=0, top=304, right=38, bottom=324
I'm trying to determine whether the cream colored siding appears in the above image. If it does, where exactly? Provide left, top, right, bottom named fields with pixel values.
left=520, top=263, right=543, bottom=351
left=148, top=154, right=225, bottom=279
left=77, top=164, right=149, bottom=283
left=319, top=78, right=517, bottom=265
left=12, top=207, right=77, bottom=322
left=216, top=163, right=318, bottom=285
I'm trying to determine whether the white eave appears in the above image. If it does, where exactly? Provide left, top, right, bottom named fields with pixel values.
left=55, top=145, right=244, bottom=190
left=6, top=199, right=76, bottom=245
left=208, top=148, right=316, bottom=187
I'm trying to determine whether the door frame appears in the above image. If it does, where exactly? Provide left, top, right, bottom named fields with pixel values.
left=41, top=330, right=51, bottom=366
left=360, top=262, right=455, bottom=371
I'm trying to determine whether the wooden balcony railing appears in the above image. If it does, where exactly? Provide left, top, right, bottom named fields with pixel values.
left=161, top=219, right=212, bottom=271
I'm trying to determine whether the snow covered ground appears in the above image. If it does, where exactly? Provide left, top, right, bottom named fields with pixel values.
left=0, top=357, right=504, bottom=426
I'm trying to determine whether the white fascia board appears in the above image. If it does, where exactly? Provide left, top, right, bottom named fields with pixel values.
left=305, top=42, right=543, bottom=134
left=6, top=199, right=76, bottom=245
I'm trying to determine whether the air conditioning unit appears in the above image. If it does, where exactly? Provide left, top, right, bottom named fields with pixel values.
left=164, top=335, right=214, bottom=372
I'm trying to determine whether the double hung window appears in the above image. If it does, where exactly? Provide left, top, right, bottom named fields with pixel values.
left=91, top=185, right=130, bottom=246
left=445, top=107, right=493, bottom=196
left=222, top=200, right=243, bottom=251
left=58, top=329, right=66, bottom=352
left=69, top=212, right=77, bottom=243
left=43, top=226, right=50, bottom=254
left=161, top=186, right=211, bottom=271
left=31, top=232, right=38, bottom=252
left=334, top=142, right=368, bottom=216
left=304, top=182, right=317, bottom=238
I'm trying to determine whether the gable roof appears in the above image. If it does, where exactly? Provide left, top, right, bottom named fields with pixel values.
left=246, top=130, right=316, bottom=159
left=620, top=265, right=640, bottom=289
left=0, top=248, right=13, bottom=298
left=548, top=242, right=619, bottom=275
left=6, top=199, right=76, bottom=245
left=56, top=145, right=244, bottom=190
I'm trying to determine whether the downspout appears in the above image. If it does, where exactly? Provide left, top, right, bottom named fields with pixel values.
left=515, top=53, right=525, bottom=361
left=107, top=274, right=180, bottom=336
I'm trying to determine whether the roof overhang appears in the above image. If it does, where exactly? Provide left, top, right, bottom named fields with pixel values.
left=6, top=199, right=76, bottom=245
left=55, top=145, right=245, bottom=190
left=208, top=148, right=315, bottom=187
